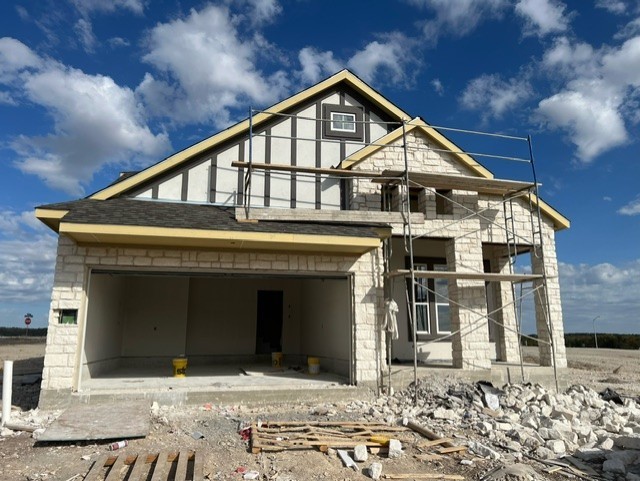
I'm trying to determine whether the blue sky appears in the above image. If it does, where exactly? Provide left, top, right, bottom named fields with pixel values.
left=0, top=0, right=639, bottom=334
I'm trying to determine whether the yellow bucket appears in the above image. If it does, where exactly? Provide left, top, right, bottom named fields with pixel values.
left=172, top=357, right=188, bottom=378
left=308, top=356, right=320, bottom=375
left=272, top=352, right=283, bottom=368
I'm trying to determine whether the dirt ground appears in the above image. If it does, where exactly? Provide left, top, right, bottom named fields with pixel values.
left=1, top=338, right=639, bottom=481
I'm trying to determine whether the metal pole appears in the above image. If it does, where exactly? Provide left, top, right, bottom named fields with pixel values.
left=593, top=316, right=600, bottom=349
left=247, top=108, right=253, bottom=218
left=528, top=135, right=559, bottom=392
left=401, top=120, right=419, bottom=405
left=2, top=360, right=13, bottom=426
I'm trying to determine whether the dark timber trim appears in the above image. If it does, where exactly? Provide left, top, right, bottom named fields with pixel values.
left=315, top=101, right=322, bottom=209
left=265, top=128, right=271, bottom=207
left=181, top=172, right=188, bottom=201
left=237, top=141, right=245, bottom=205
left=291, top=117, right=297, bottom=208
left=210, top=155, right=217, bottom=203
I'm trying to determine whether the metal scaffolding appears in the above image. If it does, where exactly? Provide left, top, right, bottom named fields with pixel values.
left=239, top=108, right=560, bottom=394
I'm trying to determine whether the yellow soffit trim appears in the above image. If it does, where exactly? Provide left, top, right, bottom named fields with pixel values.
left=90, top=70, right=411, bottom=201
left=58, top=222, right=382, bottom=248
left=35, top=208, right=68, bottom=220
left=341, top=119, right=493, bottom=179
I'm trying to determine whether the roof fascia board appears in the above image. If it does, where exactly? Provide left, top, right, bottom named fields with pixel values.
left=90, top=70, right=411, bottom=201
left=35, top=207, right=69, bottom=233
left=58, top=222, right=382, bottom=249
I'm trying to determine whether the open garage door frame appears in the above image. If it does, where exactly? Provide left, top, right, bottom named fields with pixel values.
left=76, top=268, right=356, bottom=391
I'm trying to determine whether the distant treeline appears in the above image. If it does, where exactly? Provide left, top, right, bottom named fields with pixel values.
left=0, top=327, right=47, bottom=337
left=523, top=333, right=640, bottom=349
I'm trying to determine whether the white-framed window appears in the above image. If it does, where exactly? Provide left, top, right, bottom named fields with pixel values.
left=330, top=112, right=357, bottom=133
left=433, top=264, right=451, bottom=333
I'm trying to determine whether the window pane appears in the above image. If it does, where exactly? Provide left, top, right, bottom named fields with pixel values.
left=437, top=304, right=451, bottom=332
left=416, top=304, right=429, bottom=333
left=331, top=112, right=356, bottom=132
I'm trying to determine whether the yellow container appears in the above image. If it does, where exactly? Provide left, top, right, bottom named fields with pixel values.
left=272, top=352, right=283, bottom=368
left=308, top=356, right=320, bottom=375
left=172, top=357, right=188, bottom=378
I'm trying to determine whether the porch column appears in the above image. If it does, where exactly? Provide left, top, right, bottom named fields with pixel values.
left=490, top=250, right=521, bottom=363
left=445, top=231, right=491, bottom=370
left=531, top=227, right=567, bottom=368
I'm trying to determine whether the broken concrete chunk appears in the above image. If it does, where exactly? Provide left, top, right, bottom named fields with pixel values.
left=468, top=441, right=501, bottom=460
left=603, top=458, right=626, bottom=475
left=353, top=444, right=368, bottom=462
left=545, top=439, right=566, bottom=454
left=388, top=439, right=403, bottom=458
left=365, top=462, right=382, bottom=480
left=337, top=449, right=359, bottom=471
left=433, top=407, right=460, bottom=421
left=599, top=438, right=615, bottom=450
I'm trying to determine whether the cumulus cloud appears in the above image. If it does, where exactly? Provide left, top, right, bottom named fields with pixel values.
left=242, top=0, right=282, bottom=25
left=0, top=210, right=57, bottom=304
left=559, top=260, right=640, bottom=333
left=536, top=35, right=640, bottom=162
left=0, top=38, right=170, bottom=195
left=461, top=73, right=532, bottom=121
left=297, top=34, right=420, bottom=87
left=515, top=0, right=570, bottom=37
left=408, top=0, right=509, bottom=43
left=108, top=37, right=130, bottom=48
left=618, top=195, right=640, bottom=215
left=137, top=4, right=290, bottom=127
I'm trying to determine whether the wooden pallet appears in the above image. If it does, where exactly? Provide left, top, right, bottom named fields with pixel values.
left=84, top=451, right=203, bottom=481
left=251, top=421, right=411, bottom=453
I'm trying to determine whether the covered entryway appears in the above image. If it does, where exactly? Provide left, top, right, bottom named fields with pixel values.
left=80, top=269, right=353, bottom=392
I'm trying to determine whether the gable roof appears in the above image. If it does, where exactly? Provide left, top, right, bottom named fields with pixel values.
left=90, top=69, right=410, bottom=201
left=84, top=69, right=568, bottom=231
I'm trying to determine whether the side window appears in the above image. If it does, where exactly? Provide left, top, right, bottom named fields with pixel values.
left=59, top=309, right=78, bottom=325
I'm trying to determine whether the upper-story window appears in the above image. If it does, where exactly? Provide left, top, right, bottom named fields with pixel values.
left=323, top=104, right=364, bottom=140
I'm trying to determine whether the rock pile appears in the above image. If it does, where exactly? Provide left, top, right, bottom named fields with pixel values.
left=346, top=379, right=640, bottom=479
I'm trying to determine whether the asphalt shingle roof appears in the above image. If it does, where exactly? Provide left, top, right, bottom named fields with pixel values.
left=39, top=198, right=386, bottom=238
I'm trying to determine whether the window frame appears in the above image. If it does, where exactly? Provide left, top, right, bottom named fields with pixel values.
left=330, top=112, right=357, bottom=133
left=406, top=257, right=451, bottom=341
left=322, top=104, right=364, bottom=140
left=58, top=309, right=78, bottom=325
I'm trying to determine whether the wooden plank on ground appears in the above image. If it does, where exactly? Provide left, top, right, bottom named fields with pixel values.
left=84, top=455, right=109, bottom=481
left=419, top=438, right=453, bottom=448
left=193, top=450, right=204, bottom=481
left=174, top=451, right=189, bottom=481
left=438, top=446, right=467, bottom=454
left=150, top=451, right=170, bottom=481
left=383, top=474, right=464, bottom=480
left=104, top=454, right=127, bottom=481
left=126, top=454, right=148, bottom=481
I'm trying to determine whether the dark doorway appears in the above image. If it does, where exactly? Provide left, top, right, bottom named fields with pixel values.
left=255, top=290, right=283, bottom=354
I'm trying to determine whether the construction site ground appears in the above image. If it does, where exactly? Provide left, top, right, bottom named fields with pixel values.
left=1, top=337, right=640, bottom=481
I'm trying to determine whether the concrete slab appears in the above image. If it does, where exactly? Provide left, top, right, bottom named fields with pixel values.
left=38, top=400, right=150, bottom=442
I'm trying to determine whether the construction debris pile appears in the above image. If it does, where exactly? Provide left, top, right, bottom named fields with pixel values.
left=342, top=379, right=640, bottom=479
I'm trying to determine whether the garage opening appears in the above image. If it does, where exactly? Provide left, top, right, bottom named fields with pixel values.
left=80, top=270, right=353, bottom=390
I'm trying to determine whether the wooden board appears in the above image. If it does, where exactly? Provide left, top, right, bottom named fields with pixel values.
left=39, top=400, right=150, bottom=442
left=83, top=451, right=202, bottom=481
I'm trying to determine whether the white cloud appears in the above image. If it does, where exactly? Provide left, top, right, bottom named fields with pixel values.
left=0, top=210, right=57, bottom=304
left=69, top=0, right=146, bottom=16
left=618, top=195, right=640, bottom=215
left=297, top=34, right=420, bottom=87
left=595, top=0, right=628, bottom=15
left=0, top=37, right=41, bottom=81
left=74, top=18, right=96, bottom=53
left=431, top=78, right=444, bottom=96
left=515, top=0, right=570, bottom=37
left=408, top=0, right=509, bottom=43
left=108, top=37, right=130, bottom=48
left=137, top=4, right=290, bottom=127
left=603, top=196, right=612, bottom=201
left=559, top=260, right=640, bottom=333
left=461, top=74, right=532, bottom=121
left=536, top=35, right=640, bottom=162
left=0, top=38, right=170, bottom=195
left=615, top=18, right=640, bottom=40
left=243, top=0, right=282, bottom=25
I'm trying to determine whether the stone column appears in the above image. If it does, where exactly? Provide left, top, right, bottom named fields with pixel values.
left=531, top=226, right=567, bottom=368
left=490, top=250, right=521, bottom=363
left=445, top=230, right=491, bottom=370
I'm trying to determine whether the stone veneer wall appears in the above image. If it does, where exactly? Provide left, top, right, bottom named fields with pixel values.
left=41, top=235, right=384, bottom=399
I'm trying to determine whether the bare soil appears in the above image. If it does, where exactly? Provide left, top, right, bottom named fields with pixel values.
left=1, top=339, right=638, bottom=481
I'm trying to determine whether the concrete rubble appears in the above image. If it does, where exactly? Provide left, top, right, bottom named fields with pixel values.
left=340, top=378, right=640, bottom=479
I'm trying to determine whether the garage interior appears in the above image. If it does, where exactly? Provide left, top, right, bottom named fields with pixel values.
left=79, top=270, right=353, bottom=392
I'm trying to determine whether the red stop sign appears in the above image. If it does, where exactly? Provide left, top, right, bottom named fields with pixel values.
left=24, top=317, right=31, bottom=326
